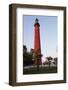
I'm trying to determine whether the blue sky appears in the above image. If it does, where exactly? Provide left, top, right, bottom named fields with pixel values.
left=23, top=15, right=57, bottom=62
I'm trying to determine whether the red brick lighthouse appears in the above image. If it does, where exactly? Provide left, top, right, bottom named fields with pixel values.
left=34, top=18, right=42, bottom=65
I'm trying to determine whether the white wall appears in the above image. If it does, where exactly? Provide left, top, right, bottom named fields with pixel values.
left=0, top=0, right=68, bottom=90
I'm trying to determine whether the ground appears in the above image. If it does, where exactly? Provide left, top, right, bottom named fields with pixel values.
left=23, top=65, right=57, bottom=75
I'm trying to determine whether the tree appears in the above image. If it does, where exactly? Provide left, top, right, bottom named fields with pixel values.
left=54, top=57, right=57, bottom=66
left=23, top=45, right=33, bottom=66
left=30, top=48, right=34, bottom=54
left=43, top=60, right=49, bottom=65
left=23, top=45, right=27, bottom=53
left=46, top=56, right=53, bottom=67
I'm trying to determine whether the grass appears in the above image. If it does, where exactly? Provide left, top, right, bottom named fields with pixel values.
left=23, top=66, right=57, bottom=75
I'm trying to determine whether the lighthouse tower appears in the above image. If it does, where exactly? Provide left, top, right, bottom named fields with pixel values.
left=34, top=18, right=42, bottom=65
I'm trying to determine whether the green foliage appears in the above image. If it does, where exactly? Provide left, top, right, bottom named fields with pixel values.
left=23, top=45, right=34, bottom=66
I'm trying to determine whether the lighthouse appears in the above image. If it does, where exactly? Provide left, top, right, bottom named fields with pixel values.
left=34, top=18, right=42, bottom=65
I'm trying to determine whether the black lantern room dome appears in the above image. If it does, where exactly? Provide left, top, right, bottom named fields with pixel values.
left=34, top=18, right=40, bottom=27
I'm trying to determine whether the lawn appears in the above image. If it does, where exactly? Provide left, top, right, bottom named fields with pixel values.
left=23, top=66, right=57, bottom=75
